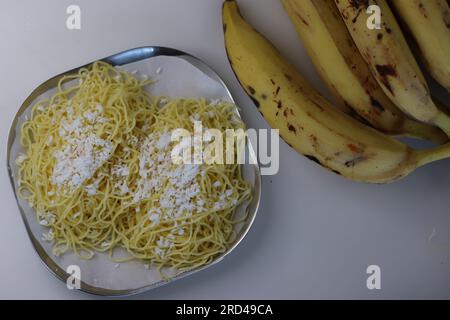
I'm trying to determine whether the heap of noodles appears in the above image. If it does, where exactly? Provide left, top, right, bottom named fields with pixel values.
left=17, top=61, right=252, bottom=273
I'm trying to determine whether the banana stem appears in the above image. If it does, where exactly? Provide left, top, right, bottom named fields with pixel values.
left=415, top=142, right=450, bottom=167
left=401, top=120, right=448, bottom=145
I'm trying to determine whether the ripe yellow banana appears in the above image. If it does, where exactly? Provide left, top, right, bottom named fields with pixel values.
left=280, top=0, right=446, bottom=144
left=391, top=0, right=450, bottom=94
left=334, top=0, right=450, bottom=137
left=223, top=0, right=450, bottom=183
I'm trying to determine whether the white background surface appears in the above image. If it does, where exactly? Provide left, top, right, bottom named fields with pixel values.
left=1, top=0, right=450, bottom=299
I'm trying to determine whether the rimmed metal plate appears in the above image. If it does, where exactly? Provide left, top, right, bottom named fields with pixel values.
left=6, top=46, right=261, bottom=296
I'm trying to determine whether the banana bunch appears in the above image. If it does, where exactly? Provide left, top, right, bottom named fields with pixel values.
left=280, top=0, right=446, bottom=144
left=334, top=0, right=450, bottom=136
left=222, top=0, right=450, bottom=183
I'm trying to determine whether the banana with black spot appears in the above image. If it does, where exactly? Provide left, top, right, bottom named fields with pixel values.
left=223, top=0, right=450, bottom=183
left=334, top=0, right=450, bottom=137
left=281, top=0, right=447, bottom=144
